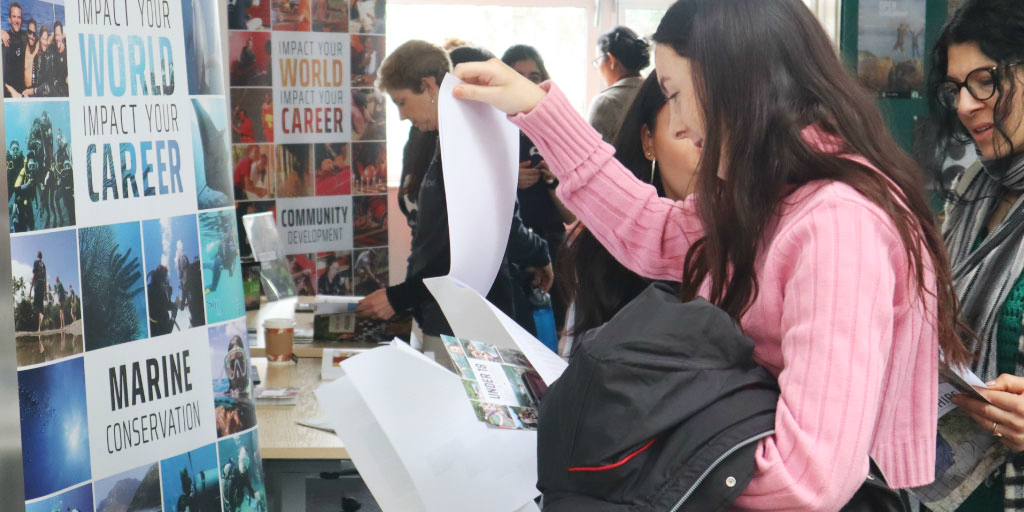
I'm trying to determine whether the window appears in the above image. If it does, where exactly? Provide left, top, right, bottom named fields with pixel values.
left=382, top=0, right=842, bottom=185
left=618, top=0, right=672, bottom=76
left=384, top=1, right=591, bottom=185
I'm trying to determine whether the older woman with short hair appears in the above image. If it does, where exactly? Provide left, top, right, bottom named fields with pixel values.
left=356, top=41, right=552, bottom=362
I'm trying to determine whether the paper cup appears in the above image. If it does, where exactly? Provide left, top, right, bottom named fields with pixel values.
left=264, top=318, right=296, bottom=363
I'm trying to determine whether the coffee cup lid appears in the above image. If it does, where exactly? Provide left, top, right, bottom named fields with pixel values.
left=263, top=318, right=296, bottom=329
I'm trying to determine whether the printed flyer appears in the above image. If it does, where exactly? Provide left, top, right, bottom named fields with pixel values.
left=228, top=0, right=388, bottom=299
left=441, top=335, right=545, bottom=430
left=3, top=1, right=266, bottom=510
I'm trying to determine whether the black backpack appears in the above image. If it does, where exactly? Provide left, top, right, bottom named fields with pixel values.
left=537, top=284, right=779, bottom=511
left=537, top=283, right=911, bottom=511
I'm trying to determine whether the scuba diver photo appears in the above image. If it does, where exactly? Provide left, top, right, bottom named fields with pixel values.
left=160, top=444, right=222, bottom=512
left=218, top=430, right=268, bottom=512
left=200, top=210, right=246, bottom=323
left=6, top=100, right=75, bottom=232
left=143, top=215, right=206, bottom=337
left=209, top=318, right=258, bottom=438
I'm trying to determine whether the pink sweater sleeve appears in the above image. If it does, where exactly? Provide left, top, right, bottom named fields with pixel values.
left=510, top=83, right=702, bottom=282
left=731, top=193, right=901, bottom=510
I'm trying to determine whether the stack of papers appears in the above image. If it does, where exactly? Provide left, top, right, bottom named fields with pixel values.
left=253, top=386, right=299, bottom=406
left=314, top=73, right=565, bottom=512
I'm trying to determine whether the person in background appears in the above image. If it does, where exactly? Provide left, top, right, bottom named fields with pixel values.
left=442, top=37, right=472, bottom=53
left=68, top=284, right=76, bottom=322
left=560, top=71, right=698, bottom=353
left=588, top=26, right=650, bottom=143
left=234, top=145, right=259, bottom=198
left=354, top=249, right=383, bottom=295
left=245, top=154, right=270, bottom=199
left=233, top=106, right=255, bottom=143
left=52, top=22, right=67, bottom=91
left=452, top=0, right=972, bottom=506
left=2, top=3, right=28, bottom=97
left=261, top=91, right=274, bottom=142
left=30, top=250, right=45, bottom=332
left=228, top=0, right=260, bottom=30
left=318, top=254, right=350, bottom=295
left=357, top=40, right=552, bottom=365
left=397, top=126, right=436, bottom=230
left=930, top=1, right=1024, bottom=509
left=502, top=44, right=576, bottom=335
left=21, top=18, right=36, bottom=90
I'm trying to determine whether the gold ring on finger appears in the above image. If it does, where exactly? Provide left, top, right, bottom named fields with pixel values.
left=993, top=421, right=1003, bottom=438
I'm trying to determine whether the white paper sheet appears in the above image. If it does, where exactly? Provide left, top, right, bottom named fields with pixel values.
left=424, top=276, right=567, bottom=385
left=315, top=343, right=542, bottom=512
left=438, top=73, right=521, bottom=295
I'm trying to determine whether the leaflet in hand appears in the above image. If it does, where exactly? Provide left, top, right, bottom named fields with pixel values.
left=442, top=335, right=545, bottom=431
left=912, top=365, right=1005, bottom=511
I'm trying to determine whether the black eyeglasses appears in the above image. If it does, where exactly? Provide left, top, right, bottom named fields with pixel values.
left=938, top=62, right=1022, bottom=110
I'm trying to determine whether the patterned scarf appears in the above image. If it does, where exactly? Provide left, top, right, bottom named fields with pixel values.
left=944, top=152, right=1024, bottom=380
left=943, top=152, right=1024, bottom=510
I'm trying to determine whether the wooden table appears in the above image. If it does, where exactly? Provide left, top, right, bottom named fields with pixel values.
left=252, top=356, right=349, bottom=460
left=247, top=297, right=409, bottom=359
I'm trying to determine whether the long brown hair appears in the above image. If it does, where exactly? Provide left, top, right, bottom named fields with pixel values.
left=653, top=0, right=971, bottom=366
left=560, top=73, right=671, bottom=338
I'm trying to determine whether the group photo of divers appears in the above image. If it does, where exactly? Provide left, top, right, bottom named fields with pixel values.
left=1, top=0, right=69, bottom=98
left=6, top=104, right=74, bottom=232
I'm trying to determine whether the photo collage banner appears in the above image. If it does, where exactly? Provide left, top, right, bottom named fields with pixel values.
left=228, top=0, right=388, bottom=304
left=3, top=1, right=266, bottom=510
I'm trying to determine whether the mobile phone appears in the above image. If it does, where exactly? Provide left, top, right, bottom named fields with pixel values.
left=251, top=365, right=261, bottom=385
left=520, top=133, right=542, bottom=168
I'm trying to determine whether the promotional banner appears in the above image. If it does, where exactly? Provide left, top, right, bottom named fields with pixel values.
left=228, top=0, right=388, bottom=299
left=856, top=0, right=927, bottom=98
left=3, top=1, right=267, bottom=510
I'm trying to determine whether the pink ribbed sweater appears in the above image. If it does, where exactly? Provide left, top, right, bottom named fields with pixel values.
left=511, top=84, right=938, bottom=510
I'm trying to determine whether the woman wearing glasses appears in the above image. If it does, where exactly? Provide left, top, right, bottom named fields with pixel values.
left=589, top=26, right=649, bottom=143
left=932, top=0, right=1024, bottom=509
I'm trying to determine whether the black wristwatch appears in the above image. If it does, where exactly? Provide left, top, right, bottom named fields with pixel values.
left=545, top=177, right=559, bottom=189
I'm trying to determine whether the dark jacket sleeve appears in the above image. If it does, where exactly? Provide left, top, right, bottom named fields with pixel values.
left=507, top=200, right=551, bottom=268
left=385, top=279, right=431, bottom=313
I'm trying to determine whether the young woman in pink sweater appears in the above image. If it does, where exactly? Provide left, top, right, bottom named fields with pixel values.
left=453, top=0, right=972, bottom=509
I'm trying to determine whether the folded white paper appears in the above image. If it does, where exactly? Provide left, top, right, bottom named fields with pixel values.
left=424, top=276, right=566, bottom=386
left=438, top=73, right=520, bottom=296
left=315, top=343, right=541, bottom=512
